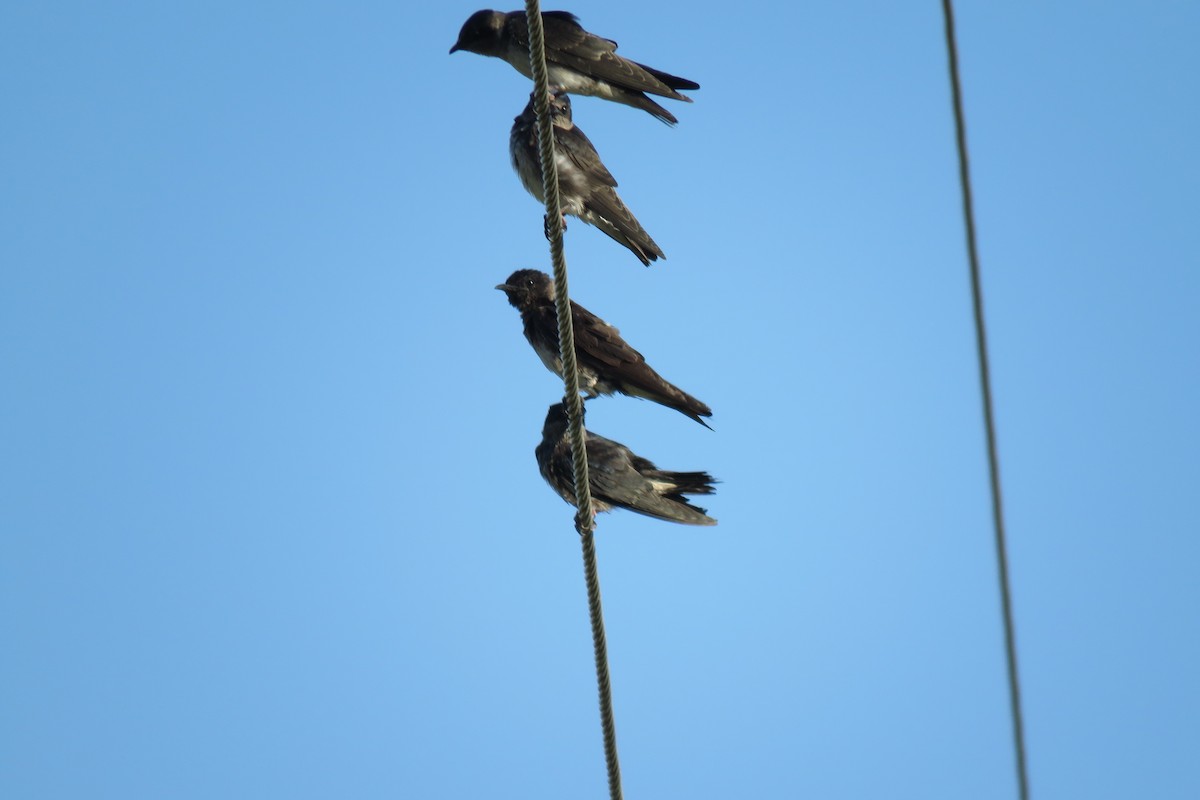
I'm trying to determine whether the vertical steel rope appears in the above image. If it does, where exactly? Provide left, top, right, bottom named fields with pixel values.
left=940, top=3, right=1031, bottom=798
left=522, top=4, right=623, bottom=798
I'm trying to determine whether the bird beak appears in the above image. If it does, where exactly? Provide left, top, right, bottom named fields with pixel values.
left=449, top=43, right=461, bottom=54
left=495, top=284, right=512, bottom=291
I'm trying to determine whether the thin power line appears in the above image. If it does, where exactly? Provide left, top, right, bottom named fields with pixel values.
left=940, top=2, right=1030, bottom=798
left=521, top=3, right=623, bottom=799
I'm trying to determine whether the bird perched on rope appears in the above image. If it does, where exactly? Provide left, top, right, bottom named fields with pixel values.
left=536, top=402, right=717, bottom=526
left=510, top=89, right=664, bottom=266
left=497, top=269, right=713, bottom=427
left=449, top=9, right=699, bottom=125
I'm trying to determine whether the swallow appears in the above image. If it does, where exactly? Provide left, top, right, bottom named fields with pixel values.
left=497, top=269, right=713, bottom=427
left=511, top=90, right=664, bottom=265
left=535, top=402, right=717, bottom=526
left=450, top=9, right=698, bottom=125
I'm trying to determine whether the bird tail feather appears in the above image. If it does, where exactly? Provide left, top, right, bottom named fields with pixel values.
left=633, top=60, right=700, bottom=95
left=585, top=191, right=664, bottom=266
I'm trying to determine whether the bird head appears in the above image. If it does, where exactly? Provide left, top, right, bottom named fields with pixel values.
left=496, top=269, right=555, bottom=309
left=449, top=9, right=504, bottom=55
left=549, top=90, right=572, bottom=124
left=541, top=401, right=582, bottom=440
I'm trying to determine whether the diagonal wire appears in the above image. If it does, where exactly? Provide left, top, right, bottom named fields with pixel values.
left=522, top=4, right=623, bottom=799
left=940, top=2, right=1030, bottom=798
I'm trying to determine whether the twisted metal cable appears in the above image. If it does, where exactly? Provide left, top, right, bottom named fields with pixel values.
left=940, top=3, right=1030, bottom=798
left=522, top=4, right=622, bottom=798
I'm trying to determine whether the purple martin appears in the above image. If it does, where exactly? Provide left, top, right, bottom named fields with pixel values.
left=510, top=89, right=664, bottom=266
left=497, top=269, right=712, bottom=428
left=449, top=9, right=699, bottom=125
left=536, top=402, right=717, bottom=526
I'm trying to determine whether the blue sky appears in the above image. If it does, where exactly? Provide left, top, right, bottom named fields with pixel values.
left=2, top=2, right=1198, bottom=798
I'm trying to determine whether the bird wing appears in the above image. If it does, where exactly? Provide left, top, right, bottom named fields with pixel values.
left=581, top=188, right=663, bottom=265
left=539, top=13, right=691, bottom=98
left=585, top=436, right=712, bottom=524
left=570, top=301, right=642, bottom=370
left=585, top=436, right=658, bottom=508
left=556, top=124, right=617, bottom=187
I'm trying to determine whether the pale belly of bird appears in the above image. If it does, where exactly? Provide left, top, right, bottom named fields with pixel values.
left=543, top=66, right=613, bottom=102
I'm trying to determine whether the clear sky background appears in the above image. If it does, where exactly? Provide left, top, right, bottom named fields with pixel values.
left=3, top=2, right=1198, bottom=798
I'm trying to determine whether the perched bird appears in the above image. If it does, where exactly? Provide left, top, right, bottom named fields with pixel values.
left=497, top=269, right=713, bottom=427
left=536, top=402, right=717, bottom=526
left=511, top=90, right=664, bottom=266
left=449, top=9, right=698, bottom=125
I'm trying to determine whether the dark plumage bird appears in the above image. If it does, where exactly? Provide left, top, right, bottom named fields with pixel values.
left=510, top=90, right=664, bottom=266
left=536, top=402, right=717, bottom=526
left=449, top=9, right=699, bottom=125
left=497, top=269, right=712, bottom=427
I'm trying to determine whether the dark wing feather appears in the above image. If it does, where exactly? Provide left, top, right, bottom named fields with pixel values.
left=505, top=11, right=604, bottom=55
left=542, top=10, right=584, bottom=26
left=585, top=436, right=715, bottom=525
left=556, top=125, right=616, bottom=187
left=572, top=302, right=712, bottom=426
left=585, top=438, right=670, bottom=516
left=629, top=60, right=700, bottom=93
left=540, top=14, right=691, bottom=100
left=570, top=301, right=640, bottom=370
left=583, top=189, right=663, bottom=264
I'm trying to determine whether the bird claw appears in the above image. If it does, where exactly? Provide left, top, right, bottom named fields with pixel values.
left=543, top=213, right=567, bottom=241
